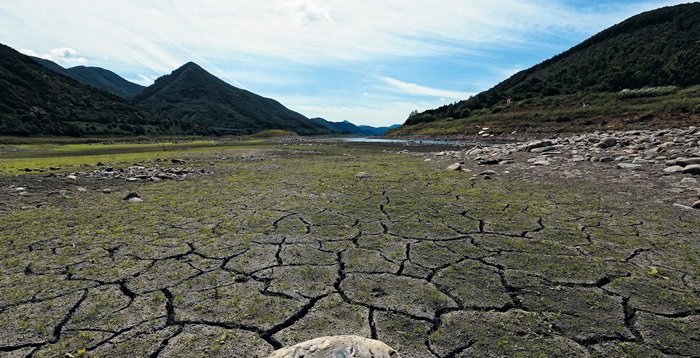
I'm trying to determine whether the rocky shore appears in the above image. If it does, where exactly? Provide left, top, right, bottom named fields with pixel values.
left=419, top=127, right=700, bottom=209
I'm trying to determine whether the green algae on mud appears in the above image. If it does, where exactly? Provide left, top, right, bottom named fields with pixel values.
left=1, top=141, right=699, bottom=357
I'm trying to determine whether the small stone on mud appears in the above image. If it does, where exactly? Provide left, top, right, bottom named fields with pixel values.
left=123, top=192, right=140, bottom=200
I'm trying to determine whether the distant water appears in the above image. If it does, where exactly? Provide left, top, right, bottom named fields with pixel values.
left=330, top=137, right=469, bottom=145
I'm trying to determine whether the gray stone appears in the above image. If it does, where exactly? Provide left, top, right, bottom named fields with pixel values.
left=692, top=201, right=700, bottom=209
left=682, top=164, right=700, bottom=175
left=445, top=163, right=462, bottom=171
left=171, top=158, right=187, bottom=164
left=66, top=175, right=78, bottom=180
left=127, top=197, right=143, bottom=203
left=663, top=166, right=685, bottom=173
left=599, top=156, right=614, bottom=163
left=268, top=335, right=400, bottom=358
left=617, top=163, right=642, bottom=169
left=676, top=158, right=700, bottom=167
left=355, top=172, right=372, bottom=178
left=599, top=137, right=618, bottom=148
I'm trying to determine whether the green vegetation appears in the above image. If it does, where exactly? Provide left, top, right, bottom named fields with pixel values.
left=31, top=57, right=145, bottom=99
left=1, top=140, right=698, bottom=356
left=392, top=3, right=700, bottom=136
left=0, top=44, right=210, bottom=137
left=132, top=62, right=330, bottom=136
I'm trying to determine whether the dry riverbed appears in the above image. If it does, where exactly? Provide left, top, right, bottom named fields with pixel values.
left=1, top=134, right=699, bottom=357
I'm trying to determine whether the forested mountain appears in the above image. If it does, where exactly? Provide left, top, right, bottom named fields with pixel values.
left=399, top=3, right=700, bottom=133
left=132, top=62, right=330, bottom=135
left=31, top=57, right=145, bottom=99
left=311, top=118, right=374, bottom=136
left=0, top=44, right=207, bottom=136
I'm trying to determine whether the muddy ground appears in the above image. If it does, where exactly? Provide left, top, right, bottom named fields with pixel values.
left=1, top=141, right=699, bottom=357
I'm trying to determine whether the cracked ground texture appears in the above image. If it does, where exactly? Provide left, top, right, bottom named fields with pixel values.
left=1, top=142, right=699, bottom=357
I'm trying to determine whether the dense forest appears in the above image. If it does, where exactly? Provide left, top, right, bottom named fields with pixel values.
left=132, top=62, right=330, bottom=136
left=405, top=3, right=700, bottom=126
left=0, top=44, right=209, bottom=137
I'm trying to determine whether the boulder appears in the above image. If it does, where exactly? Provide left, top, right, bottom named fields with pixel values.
left=268, top=335, right=400, bottom=358
left=682, top=164, right=700, bottom=175
left=676, top=158, right=700, bottom=167
left=599, top=137, right=618, bottom=148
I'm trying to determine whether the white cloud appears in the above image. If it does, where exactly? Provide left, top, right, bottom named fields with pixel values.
left=19, top=47, right=87, bottom=65
left=381, top=77, right=474, bottom=100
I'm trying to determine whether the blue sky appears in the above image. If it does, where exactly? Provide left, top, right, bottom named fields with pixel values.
left=0, top=0, right=690, bottom=126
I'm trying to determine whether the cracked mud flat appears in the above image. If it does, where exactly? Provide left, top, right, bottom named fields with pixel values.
left=1, top=141, right=699, bottom=357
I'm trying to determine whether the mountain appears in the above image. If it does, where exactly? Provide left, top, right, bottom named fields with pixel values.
left=311, top=118, right=400, bottom=136
left=393, top=3, right=700, bottom=136
left=31, top=57, right=145, bottom=99
left=0, top=43, right=208, bottom=137
left=311, top=118, right=373, bottom=136
left=358, top=124, right=401, bottom=136
left=132, top=62, right=330, bottom=135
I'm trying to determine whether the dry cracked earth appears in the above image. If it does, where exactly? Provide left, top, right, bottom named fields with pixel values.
left=1, top=141, right=699, bottom=357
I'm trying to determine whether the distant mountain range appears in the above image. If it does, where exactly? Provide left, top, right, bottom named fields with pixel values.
left=2, top=47, right=396, bottom=137
left=391, top=2, right=700, bottom=136
left=0, top=43, right=206, bottom=136
left=31, top=57, right=145, bottom=99
left=130, top=62, right=329, bottom=135
left=310, top=118, right=399, bottom=136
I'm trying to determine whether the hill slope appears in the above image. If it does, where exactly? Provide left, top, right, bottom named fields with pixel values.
left=395, top=3, right=700, bottom=135
left=31, top=58, right=145, bottom=99
left=132, top=62, right=330, bottom=135
left=0, top=43, right=207, bottom=137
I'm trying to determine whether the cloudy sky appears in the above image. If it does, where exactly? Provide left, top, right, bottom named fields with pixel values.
left=0, top=1, right=689, bottom=126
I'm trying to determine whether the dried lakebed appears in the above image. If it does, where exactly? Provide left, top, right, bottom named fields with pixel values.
left=1, top=137, right=699, bottom=357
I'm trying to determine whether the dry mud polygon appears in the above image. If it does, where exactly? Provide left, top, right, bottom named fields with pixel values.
left=1, top=142, right=699, bottom=357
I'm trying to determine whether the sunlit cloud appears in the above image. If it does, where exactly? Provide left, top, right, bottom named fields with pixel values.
left=20, top=47, right=87, bottom=66
left=381, top=77, right=474, bottom=100
left=0, top=0, right=691, bottom=126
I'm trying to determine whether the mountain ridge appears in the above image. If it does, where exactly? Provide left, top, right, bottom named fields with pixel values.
left=30, top=57, right=145, bottom=99
left=394, top=3, right=700, bottom=135
left=132, top=62, right=331, bottom=135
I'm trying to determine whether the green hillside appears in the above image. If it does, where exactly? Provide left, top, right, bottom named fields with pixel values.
left=0, top=44, right=208, bottom=137
left=391, top=3, right=700, bottom=136
left=31, top=58, right=145, bottom=99
left=132, top=62, right=331, bottom=135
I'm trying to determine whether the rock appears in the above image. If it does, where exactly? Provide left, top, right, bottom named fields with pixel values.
left=663, top=166, right=685, bottom=173
left=673, top=203, right=694, bottom=210
left=49, top=166, right=61, bottom=171
left=599, top=156, right=614, bottom=163
left=478, top=170, right=497, bottom=176
left=478, top=158, right=499, bottom=165
left=445, top=163, right=462, bottom=171
left=268, top=335, right=400, bottom=358
left=617, top=163, right=642, bottom=169
left=127, top=197, right=143, bottom=203
left=66, top=175, right=77, bottom=180
left=77, top=187, right=87, bottom=192
left=123, top=192, right=140, bottom=200
left=171, top=158, right=187, bottom=164
left=599, top=137, right=618, bottom=147
left=532, top=160, right=551, bottom=166
left=692, top=201, right=700, bottom=209
left=14, top=187, right=27, bottom=192
left=682, top=164, right=700, bottom=175
left=355, top=172, right=372, bottom=178
left=676, top=158, right=700, bottom=167
left=102, top=189, right=112, bottom=194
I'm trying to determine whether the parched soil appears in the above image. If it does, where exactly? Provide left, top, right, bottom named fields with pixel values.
left=1, top=141, right=699, bottom=357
